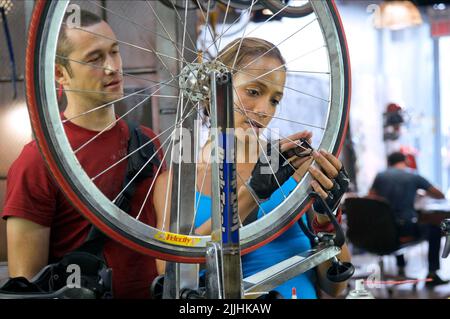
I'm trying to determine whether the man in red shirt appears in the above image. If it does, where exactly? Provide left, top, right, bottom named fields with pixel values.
left=1, top=10, right=163, bottom=298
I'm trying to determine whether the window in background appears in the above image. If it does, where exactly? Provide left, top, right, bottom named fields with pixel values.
left=439, top=36, right=450, bottom=197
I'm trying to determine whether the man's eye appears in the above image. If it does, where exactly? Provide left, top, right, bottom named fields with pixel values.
left=89, top=56, right=101, bottom=63
left=271, top=99, right=280, bottom=106
left=111, top=50, right=119, bottom=55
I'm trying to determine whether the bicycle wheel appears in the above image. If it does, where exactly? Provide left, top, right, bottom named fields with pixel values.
left=261, top=0, right=313, bottom=18
left=26, top=0, right=350, bottom=263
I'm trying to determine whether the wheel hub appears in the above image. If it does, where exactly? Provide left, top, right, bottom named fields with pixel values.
left=179, top=61, right=229, bottom=102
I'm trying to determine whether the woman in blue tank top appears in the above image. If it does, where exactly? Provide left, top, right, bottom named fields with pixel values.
left=153, top=37, right=351, bottom=299
left=194, top=177, right=317, bottom=298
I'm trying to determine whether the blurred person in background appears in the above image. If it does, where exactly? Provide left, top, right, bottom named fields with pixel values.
left=369, top=152, right=448, bottom=287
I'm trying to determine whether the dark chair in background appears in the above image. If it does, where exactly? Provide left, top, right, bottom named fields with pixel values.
left=343, top=197, right=423, bottom=296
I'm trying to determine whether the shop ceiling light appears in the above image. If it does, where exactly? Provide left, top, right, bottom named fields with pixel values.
left=373, top=0, right=423, bottom=30
left=0, top=0, right=13, bottom=14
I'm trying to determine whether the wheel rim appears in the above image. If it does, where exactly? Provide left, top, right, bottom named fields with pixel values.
left=26, top=0, right=350, bottom=262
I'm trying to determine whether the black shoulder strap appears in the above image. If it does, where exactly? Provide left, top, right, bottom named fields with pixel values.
left=114, top=120, right=161, bottom=213
left=76, top=121, right=160, bottom=258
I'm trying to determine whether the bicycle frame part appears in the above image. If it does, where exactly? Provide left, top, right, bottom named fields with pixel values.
left=442, top=219, right=450, bottom=258
left=243, top=244, right=340, bottom=298
left=206, top=71, right=243, bottom=299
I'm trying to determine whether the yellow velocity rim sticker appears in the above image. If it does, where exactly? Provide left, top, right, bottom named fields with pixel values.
left=154, top=231, right=202, bottom=247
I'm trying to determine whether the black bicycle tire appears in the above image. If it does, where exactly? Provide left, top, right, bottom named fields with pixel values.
left=158, top=0, right=214, bottom=11
left=260, top=0, right=313, bottom=18
left=217, top=0, right=266, bottom=10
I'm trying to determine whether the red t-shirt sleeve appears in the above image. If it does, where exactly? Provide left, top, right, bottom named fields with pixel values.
left=1, top=142, right=58, bottom=227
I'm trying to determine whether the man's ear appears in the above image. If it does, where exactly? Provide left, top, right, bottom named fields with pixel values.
left=55, top=64, right=70, bottom=86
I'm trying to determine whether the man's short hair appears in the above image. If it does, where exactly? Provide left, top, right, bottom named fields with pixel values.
left=387, top=152, right=406, bottom=166
left=56, top=9, right=103, bottom=76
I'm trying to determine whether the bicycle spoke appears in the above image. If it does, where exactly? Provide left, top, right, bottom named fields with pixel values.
left=239, top=18, right=318, bottom=70
left=135, top=131, right=173, bottom=221
left=259, top=130, right=309, bottom=183
left=91, top=100, right=196, bottom=186
left=65, top=24, right=186, bottom=70
left=58, top=49, right=215, bottom=103
left=144, top=0, right=191, bottom=68
left=233, top=68, right=330, bottom=75
left=244, top=1, right=292, bottom=32
left=263, top=127, right=314, bottom=183
left=284, top=70, right=330, bottom=75
left=116, top=94, right=197, bottom=210
left=209, top=1, right=291, bottom=61
left=216, top=0, right=232, bottom=51
left=234, top=105, right=309, bottom=190
left=159, top=0, right=203, bottom=57
left=195, top=0, right=218, bottom=55
left=180, top=0, right=189, bottom=71
left=208, top=4, right=319, bottom=70
left=60, top=88, right=182, bottom=101
left=231, top=0, right=258, bottom=71
left=161, top=136, right=175, bottom=232
left=236, top=171, right=267, bottom=222
left=233, top=45, right=330, bottom=103
left=73, top=83, right=169, bottom=154
left=174, top=91, right=195, bottom=233
left=56, top=55, right=171, bottom=88
left=233, top=86, right=287, bottom=199
left=234, top=103, right=317, bottom=150
left=236, top=76, right=329, bottom=103
left=60, top=78, right=183, bottom=125
left=161, top=91, right=185, bottom=232
left=190, top=104, right=207, bottom=234
left=143, top=0, right=208, bottom=101
left=111, top=0, right=179, bottom=81
left=62, top=75, right=179, bottom=124
left=234, top=106, right=305, bottom=173
left=88, top=0, right=200, bottom=59
left=160, top=88, right=200, bottom=232
left=234, top=108, right=325, bottom=130
left=190, top=142, right=212, bottom=235
left=202, top=5, right=251, bottom=57
left=147, top=0, right=227, bottom=103
left=61, top=87, right=156, bottom=124
left=112, top=127, right=174, bottom=205
left=91, top=109, right=194, bottom=182
left=158, top=79, right=202, bottom=231
left=233, top=84, right=317, bottom=178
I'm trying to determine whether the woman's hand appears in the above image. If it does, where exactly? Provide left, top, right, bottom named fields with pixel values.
left=307, top=150, right=352, bottom=297
left=308, top=149, right=349, bottom=222
left=279, top=131, right=313, bottom=162
left=247, top=131, right=313, bottom=202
